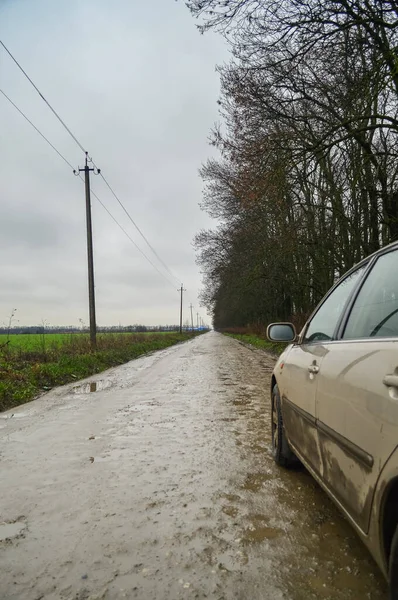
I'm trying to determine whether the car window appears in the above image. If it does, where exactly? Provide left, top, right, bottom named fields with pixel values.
left=343, top=249, right=398, bottom=339
left=303, top=267, right=366, bottom=343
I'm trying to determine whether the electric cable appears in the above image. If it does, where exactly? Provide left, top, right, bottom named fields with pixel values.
left=0, top=40, right=181, bottom=285
left=0, top=89, right=178, bottom=289
left=1, top=40, right=86, bottom=154
left=98, top=171, right=180, bottom=285
left=0, top=89, right=75, bottom=170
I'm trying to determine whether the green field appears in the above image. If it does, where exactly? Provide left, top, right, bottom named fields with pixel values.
left=0, top=331, right=177, bottom=352
left=1, top=333, right=79, bottom=351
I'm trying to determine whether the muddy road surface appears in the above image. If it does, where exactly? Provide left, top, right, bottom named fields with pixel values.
left=0, top=332, right=387, bottom=599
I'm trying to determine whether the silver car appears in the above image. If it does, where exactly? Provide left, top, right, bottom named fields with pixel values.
left=267, top=240, right=398, bottom=599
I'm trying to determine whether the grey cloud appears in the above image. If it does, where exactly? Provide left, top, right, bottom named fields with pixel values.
left=0, top=0, right=227, bottom=326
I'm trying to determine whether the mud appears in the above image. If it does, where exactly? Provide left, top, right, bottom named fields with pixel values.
left=0, top=332, right=387, bottom=599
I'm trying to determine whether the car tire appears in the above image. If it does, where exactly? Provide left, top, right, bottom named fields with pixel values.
left=389, top=526, right=398, bottom=599
left=271, top=384, right=297, bottom=468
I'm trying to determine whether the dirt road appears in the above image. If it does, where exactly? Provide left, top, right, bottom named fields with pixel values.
left=0, top=332, right=387, bottom=599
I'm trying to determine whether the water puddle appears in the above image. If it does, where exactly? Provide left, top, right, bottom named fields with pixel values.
left=0, top=412, right=29, bottom=420
left=241, top=472, right=272, bottom=492
left=222, top=505, right=239, bottom=518
left=73, top=379, right=112, bottom=394
left=0, top=521, right=26, bottom=541
left=242, top=525, right=283, bottom=543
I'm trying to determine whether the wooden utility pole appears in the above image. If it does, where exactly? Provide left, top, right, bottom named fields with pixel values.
left=74, top=152, right=100, bottom=350
left=178, top=284, right=185, bottom=334
left=189, top=303, right=194, bottom=331
left=197, top=312, right=199, bottom=329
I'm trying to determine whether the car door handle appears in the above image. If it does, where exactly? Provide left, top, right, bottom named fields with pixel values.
left=383, top=374, right=398, bottom=389
left=308, top=365, right=319, bottom=374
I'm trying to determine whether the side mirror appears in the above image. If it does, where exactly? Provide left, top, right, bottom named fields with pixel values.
left=267, top=323, right=297, bottom=342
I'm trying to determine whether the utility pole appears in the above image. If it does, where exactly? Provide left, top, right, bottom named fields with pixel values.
left=197, top=312, right=199, bottom=329
left=74, top=152, right=100, bottom=350
left=189, top=303, right=194, bottom=331
left=178, top=284, right=185, bottom=334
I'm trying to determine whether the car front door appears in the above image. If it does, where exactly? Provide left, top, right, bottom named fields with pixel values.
left=282, top=267, right=366, bottom=478
left=315, top=248, right=398, bottom=533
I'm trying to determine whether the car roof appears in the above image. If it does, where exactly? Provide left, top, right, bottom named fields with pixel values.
left=349, top=240, right=398, bottom=273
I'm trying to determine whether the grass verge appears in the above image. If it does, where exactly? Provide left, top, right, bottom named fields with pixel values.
left=224, top=333, right=287, bottom=356
left=0, top=332, right=200, bottom=412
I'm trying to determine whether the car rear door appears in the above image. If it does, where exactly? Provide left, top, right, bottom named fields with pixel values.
left=315, top=247, right=398, bottom=533
left=282, top=267, right=366, bottom=478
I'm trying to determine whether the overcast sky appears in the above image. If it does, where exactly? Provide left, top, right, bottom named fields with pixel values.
left=0, top=0, right=227, bottom=327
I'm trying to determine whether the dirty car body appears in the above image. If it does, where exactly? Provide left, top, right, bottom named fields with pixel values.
left=267, top=241, right=398, bottom=596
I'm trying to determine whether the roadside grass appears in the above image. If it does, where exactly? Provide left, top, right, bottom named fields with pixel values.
left=224, top=332, right=287, bottom=356
left=0, top=332, right=200, bottom=412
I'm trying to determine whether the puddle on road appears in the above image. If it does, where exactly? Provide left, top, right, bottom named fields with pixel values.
left=73, top=379, right=112, bottom=394
left=241, top=472, right=272, bottom=492
left=222, top=505, right=239, bottom=518
left=242, top=524, right=283, bottom=543
left=0, top=520, right=26, bottom=541
left=241, top=514, right=284, bottom=543
left=232, top=398, right=250, bottom=407
left=0, top=412, right=29, bottom=420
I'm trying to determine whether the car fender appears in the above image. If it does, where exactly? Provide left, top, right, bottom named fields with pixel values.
left=271, top=343, right=294, bottom=397
left=369, top=445, right=398, bottom=578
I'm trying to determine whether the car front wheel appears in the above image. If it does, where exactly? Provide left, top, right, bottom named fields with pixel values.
left=271, top=384, right=297, bottom=468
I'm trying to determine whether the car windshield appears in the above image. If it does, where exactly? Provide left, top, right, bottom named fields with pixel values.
left=344, top=249, right=398, bottom=339
left=303, top=267, right=365, bottom=342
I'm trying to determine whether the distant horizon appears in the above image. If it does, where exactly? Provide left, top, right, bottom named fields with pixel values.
left=0, top=323, right=211, bottom=332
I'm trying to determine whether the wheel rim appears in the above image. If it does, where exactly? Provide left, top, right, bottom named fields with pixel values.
left=272, top=396, right=279, bottom=451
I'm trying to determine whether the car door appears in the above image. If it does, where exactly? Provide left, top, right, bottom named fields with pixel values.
left=282, top=266, right=366, bottom=477
left=315, top=247, right=398, bottom=533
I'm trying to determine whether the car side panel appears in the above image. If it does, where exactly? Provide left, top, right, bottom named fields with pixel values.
left=278, top=343, right=328, bottom=477
left=286, top=431, right=389, bottom=581
left=315, top=341, right=398, bottom=533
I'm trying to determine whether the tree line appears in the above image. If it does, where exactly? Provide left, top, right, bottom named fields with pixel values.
left=187, top=0, right=398, bottom=330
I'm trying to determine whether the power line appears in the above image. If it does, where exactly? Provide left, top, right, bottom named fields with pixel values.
left=0, top=89, right=75, bottom=171
left=0, top=40, right=86, bottom=154
left=97, top=171, right=181, bottom=285
left=0, top=89, right=177, bottom=290
left=1, top=39, right=181, bottom=285
left=89, top=185, right=177, bottom=289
